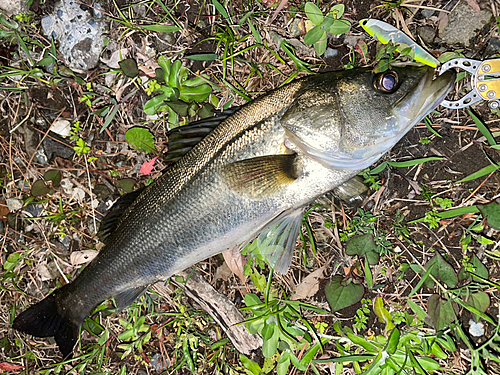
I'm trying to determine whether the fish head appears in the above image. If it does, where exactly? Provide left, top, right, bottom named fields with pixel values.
left=281, top=66, right=455, bottom=170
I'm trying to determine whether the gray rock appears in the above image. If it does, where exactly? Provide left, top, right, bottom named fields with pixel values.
left=324, top=48, right=339, bottom=59
left=289, top=18, right=302, bottom=38
left=483, top=37, right=500, bottom=58
left=35, top=149, right=49, bottom=165
left=417, top=25, right=436, bottom=45
left=420, top=8, right=435, bottom=18
left=59, top=235, right=71, bottom=248
left=6, top=197, right=23, bottom=211
left=43, top=136, right=75, bottom=160
left=439, top=1, right=493, bottom=47
left=24, top=204, right=44, bottom=217
left=343, top=35, right=362, bottom=48
left=0, top=0, right=28, bottom=14
left=151, top=353, right=169, bottom=372
left=41, top=1, right=108, bottom=71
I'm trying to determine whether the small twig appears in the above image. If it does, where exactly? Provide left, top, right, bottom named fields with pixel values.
left=9, top=103, right=34, bottom=134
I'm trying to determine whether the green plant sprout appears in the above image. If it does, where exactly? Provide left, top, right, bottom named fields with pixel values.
left=303, top=3, right=351, bottom=56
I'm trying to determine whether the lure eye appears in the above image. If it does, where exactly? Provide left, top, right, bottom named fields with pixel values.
left=374, top=71, right=399, bottom=93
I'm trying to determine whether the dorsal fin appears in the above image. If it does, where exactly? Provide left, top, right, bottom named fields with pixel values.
left=164, top=106, right=241, bottom=162
left=98, top=187, right=145, bottom=243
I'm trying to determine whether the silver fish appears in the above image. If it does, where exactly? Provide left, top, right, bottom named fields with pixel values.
left=13, top=66, right=455, bottom=357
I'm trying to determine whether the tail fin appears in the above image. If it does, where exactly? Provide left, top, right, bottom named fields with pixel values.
left=13, top=292, right=79, bottom=358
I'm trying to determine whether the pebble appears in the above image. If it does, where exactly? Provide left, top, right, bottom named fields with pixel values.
left=24, top=204, right=44, bottom=217
left=469, top=319, right=484, bottom=337
left=6, top=197, right=23, bottom=211
left=324, top=48, right=339, bottom=59
left=420, top=8, right=435, bottom=18
left=417, top=25, right=436, bottom=45
left=60, top=235, right=71, bottom=249
left=151, top=353, right=169, bottom=372
left=35, top=149, right=49, bottom=165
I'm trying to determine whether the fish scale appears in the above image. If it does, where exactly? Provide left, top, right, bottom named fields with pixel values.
left=13, top=66, right=455, bottom=358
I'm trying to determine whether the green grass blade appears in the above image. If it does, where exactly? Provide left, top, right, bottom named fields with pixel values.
left=387, top=157, right=442, bottom=168
left=212, top=0, right=231, bottom=23
left=457, top=163, right=500, bottom=183
left=141, top=24, right=180, bottom=33
left=468, top=108, right=496, bottom=146
left=424, top=117, right=442, bottom=138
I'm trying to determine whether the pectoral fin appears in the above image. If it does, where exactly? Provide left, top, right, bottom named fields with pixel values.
left=256, top=208, right=304, bottom=274
left=221, top=154, right=297, bottom=198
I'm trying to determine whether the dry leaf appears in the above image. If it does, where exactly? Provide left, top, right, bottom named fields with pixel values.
left=214, top=261, right=232, bottom=281
left=222, top=247, right=246, bottom=283
left=291, top=266, right=325, bottom=300
left=101, top=48, right=130, bottom=69
left=464, top=0, right=481, bottom=13
left=70, top=250, right=99, bottom=266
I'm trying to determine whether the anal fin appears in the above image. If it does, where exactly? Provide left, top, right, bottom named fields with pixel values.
left=113, top=286, right=148, bottom=312
left=256, top=208, right=304, bottom=274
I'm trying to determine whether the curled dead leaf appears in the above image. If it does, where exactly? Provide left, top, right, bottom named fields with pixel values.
left=70, top=250, right=99, bottom=266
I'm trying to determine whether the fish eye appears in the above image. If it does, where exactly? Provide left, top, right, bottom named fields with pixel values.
left=373, top=71, right=399, bottom=93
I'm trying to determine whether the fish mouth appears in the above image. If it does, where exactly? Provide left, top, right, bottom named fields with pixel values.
left=391, top=67, right=456, bottom=139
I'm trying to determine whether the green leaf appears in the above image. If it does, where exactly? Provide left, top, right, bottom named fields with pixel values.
left=119, top=58, right=139, bottom=78
left=407, top=299, right=431, bottom=325
left=465, top=292, right=490, bottom=314
left=325, top=276, right=364, bottom=312
left=385, top=328, right=400, bottom=354
left=199, top=103, right=215, bottom=119
left=244, top=293, right=261, bottom=307
left=262, top=323, right=279, bottom=358
left=470, top=254, right=489, bottom=280
left=212, top=0, right=230, bottom=22
left=326, top=19, right=350, bottom=35
left=168, top=60, right=182, bottom=89
left=118, top=178, right=136, bottom=193
left=44, top=170, right=61, bottom=186
left=373, top=297, right=394, bottom=330
left=305, top=2, right=324, bottom=26
left=31, top=180, right=49, bottom=196
left=314, top=38, right=327, bottom=56
left=179, top=84, right=212, bottom=103
left=158, top=56, right=171, bottom=80
left=166, top=100, right=189, bottom=116
left=185, top=54, right=218, bottom=61
left=239, top=354, right=263, bottom=375
left=330, top=4, right=345, bottom=18
left=427, top=294, right=456, bottom=331
left=478, top=198, right=500, bottom=230
left=125, top=127, right=155, bottom=153
left=144, top=94, right=167, bottom=115
left=423, top=253, right=458, bottom=288
left=141, top=24, right=180, bottom=33
left=374, top=59, right=391, bottom=73
left=304, top=25, right=325, bottom=45
left=345, top=234, right=379, bottom=265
